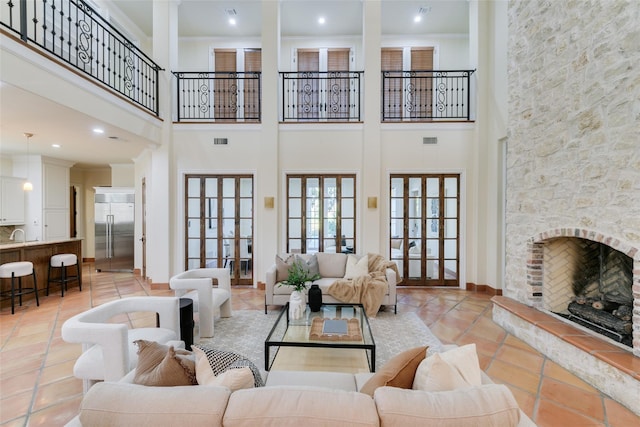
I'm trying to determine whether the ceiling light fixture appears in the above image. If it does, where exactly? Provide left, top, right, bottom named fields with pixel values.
left=93, top=128, right=104, bottom=134
left=23, top=133, right=33, bottom=192
left=52, top=144, right=61, bottom=148
left=318, top=17, right=325, bottom=25
left=225, top=8, right=237, bottom=26
left=415, top=6, right=431, bottom=23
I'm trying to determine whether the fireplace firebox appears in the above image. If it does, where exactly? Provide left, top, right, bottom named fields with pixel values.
left=525, top=228, right=639, bottom=357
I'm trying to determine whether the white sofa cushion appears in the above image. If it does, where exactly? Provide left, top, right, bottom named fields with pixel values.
left=374, top=384, right=521, bottom=427
left=265, top=370, right=358, bottom=391
left=223, top=385, right=379, bottom=427
left=316, top=252, right=348, bottom=277
left=78, top=382, right=230, bottom=427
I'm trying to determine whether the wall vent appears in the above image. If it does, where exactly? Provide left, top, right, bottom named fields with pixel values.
left=423, top=137, right=438, bottom=145
left=213, top=138, right=228, bottom=145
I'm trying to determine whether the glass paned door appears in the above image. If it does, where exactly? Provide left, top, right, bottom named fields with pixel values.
left=287, top=175, right=356, bottom=254
left=185, top=174, right=253, bottom=285
left=390, top=174, right=459, bottom=286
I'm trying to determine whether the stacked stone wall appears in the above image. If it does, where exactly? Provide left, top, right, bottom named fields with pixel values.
left=505, top=0, right=640, bottom=306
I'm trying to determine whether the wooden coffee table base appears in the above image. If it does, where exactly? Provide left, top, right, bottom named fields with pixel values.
left=270, top=346, right=370, bottom=373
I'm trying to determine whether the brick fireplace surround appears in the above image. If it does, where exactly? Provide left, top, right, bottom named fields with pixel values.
left=493, top=228, right=640, bottom=416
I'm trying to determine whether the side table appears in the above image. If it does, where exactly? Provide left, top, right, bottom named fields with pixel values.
left=156, top=297, right=194, bottom=350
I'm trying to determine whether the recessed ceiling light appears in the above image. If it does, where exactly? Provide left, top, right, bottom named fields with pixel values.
left=229, top=17, right=236, bottom=25
left=318, top=17, right=325, bottom=25
left=415, top=6, right=431, bottom=23
left=52, top=144, right=61, bottom=148
left=93, top=128, right=104, bottom=134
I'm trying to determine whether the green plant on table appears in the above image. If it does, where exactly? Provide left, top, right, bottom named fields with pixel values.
left=278, top=260, right=321, bottom=292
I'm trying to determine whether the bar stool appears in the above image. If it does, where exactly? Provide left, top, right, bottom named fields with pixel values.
left=0, top=261, right=39, bottom=315
left=47, top=254, right=81, bottom=297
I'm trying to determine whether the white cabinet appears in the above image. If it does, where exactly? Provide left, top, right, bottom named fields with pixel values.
left=42, top=161, right=70, bottom=240
left=0, top=176, right=26, bottom=225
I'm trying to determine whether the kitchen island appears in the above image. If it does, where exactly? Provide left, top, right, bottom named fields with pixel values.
left=0, top=239, right=82, bottom=310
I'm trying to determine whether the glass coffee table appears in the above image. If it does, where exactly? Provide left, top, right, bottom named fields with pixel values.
left=265, top=303, right=376, bottom=372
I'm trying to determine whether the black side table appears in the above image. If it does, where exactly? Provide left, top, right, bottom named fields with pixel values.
left=156, top=297, right=194, bottom=350
left=178, top=298, right=194, bottom=350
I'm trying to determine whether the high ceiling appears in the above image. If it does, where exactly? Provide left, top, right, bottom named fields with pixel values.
left=0, top=0, right=468, bottom=168
left=110, top=0, right=468, bottom=38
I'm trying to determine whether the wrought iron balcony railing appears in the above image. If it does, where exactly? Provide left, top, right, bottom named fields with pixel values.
left=1, top=0, right=161, bottom=116
left=173, top=71, right=261, bottom=122
left=382, top=70, right=475, bottom=121
left=280, top=71, right=363, bottom=122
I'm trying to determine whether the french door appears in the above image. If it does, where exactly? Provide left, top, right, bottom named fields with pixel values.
left=185, top=174, right=253, bottom=285
left=286, top=175, right=356, bottom=254
left=390, top=174, right=460, bottom=286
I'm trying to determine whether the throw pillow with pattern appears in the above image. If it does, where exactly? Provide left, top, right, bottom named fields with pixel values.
left=191, top=344, right=264, bottom=387
left=295, top=254, right=320, bottom=277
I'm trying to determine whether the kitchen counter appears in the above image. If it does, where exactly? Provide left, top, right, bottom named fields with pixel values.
left=0, top=238, right=82, bottom=250
left=0, top=238, right=82, bottom=310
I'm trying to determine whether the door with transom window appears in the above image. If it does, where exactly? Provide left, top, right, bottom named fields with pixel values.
left=185, top=175, right=253, bottom=285
left=389, top=174, right=459, bottom=286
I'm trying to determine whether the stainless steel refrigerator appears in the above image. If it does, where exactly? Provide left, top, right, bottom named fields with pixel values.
left=95, top=188, right=135, bottom=272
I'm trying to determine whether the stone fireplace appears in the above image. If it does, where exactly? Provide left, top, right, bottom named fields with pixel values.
left=502, top=0, right=640, bottom=417
left=493, top=228, right=640, bottom=415
left=527, top=229, right=637, bottom=353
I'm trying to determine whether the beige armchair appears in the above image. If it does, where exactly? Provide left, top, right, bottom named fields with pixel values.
left=169, top=268, right=232, bottom=338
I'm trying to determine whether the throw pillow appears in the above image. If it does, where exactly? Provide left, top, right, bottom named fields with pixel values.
left=191, top=344, right=264, bottom=387
left=343, top=254, right=368, bottom=279
left=275, top=254, right=295, bottom=282
left=359, top=346, right=427, bottom=396
left=295, top=254, right=320, bottom=277
left=413, top=352, right=473, bottom=391
left=413, top=343, right=482, bottom=391
left=208, top=367, right=255, bottom=391
left=132, top=340, right=196, bottom=386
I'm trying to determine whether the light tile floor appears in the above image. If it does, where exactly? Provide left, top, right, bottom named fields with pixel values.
left=1, top=264, right=638, bottom=426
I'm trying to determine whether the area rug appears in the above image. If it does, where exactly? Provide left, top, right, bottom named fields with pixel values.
left=198, top=309, right=443, bottom=377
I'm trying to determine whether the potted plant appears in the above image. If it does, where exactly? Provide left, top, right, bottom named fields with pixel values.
left=279, top=260, right=320, bottom=319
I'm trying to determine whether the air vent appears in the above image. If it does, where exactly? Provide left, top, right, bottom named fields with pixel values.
left=225, top=8, right=237, bottom=16
left=213, top=138, right=228, bottom=145
left=423, top=137, right=438, bottom=145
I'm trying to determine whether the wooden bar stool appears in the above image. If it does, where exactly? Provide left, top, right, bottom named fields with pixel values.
left=47, top=254, right=81, bottom=297
left=0, top=261, right=39, bottom=314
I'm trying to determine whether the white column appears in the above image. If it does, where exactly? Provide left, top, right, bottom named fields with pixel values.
left=256, top=0, right=280, bottom=285
left=142, top=0, right=179, bottom=284
left=361, top=1, right=383, bottom=253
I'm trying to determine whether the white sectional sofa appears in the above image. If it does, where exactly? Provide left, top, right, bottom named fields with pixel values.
left=265, top=252, right=398, bottom=314
left=66, top=369, right=535, bottom=426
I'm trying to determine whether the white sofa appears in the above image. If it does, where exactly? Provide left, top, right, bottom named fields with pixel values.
left=265, top=252, right=398, bottom=314
left=169, top=268, right=232, bottom=338
left=65, top=369, right=536, bottom=426
left=61, top=297, right=183, bottom=393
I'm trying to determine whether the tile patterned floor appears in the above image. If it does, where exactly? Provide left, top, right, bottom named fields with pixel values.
left=1, top=264, right=638, bottom=426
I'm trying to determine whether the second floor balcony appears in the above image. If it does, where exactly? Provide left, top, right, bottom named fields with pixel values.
left=1, top=0, right=161, bottom=116
left=173, top=69, right=475, bottom=123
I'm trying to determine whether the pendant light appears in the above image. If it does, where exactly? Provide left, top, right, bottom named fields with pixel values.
left=23, top=132, right=33, bottom=192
